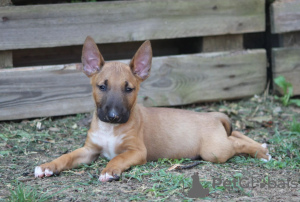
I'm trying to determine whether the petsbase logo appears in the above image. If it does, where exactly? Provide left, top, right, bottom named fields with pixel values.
left=213, top=177, right=298, bottom=190
left=187, top=172, right=299, bottom=199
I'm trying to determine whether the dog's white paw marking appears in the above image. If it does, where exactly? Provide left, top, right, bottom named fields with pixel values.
left=267, top=153, right=272, bottom=161
left=45, top=169, right=53, bottom=177
left=261, top=143, right=267, bottom=148
left=260, top=158, right=267, bottom=162
left=260, top=143, right=272, bottom=162
left=34, top=166, right=44, bottom=178
left=99, top=173, right=113, bottom=182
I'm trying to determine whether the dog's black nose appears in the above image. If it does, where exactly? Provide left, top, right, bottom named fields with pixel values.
left=107, top=108, right=119, bottom=122
left=97, top=106, right=129, bottom=124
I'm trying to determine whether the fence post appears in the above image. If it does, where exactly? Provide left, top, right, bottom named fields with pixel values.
left=0, top=0, right=13, bottom=69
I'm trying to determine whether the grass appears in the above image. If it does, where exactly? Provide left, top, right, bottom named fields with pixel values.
left=0, top=94, right=299, bottom=201
left=267, top=128, right=300, bottom=169
left=274, top=76, right=300, bottom=107
left=8, top=182, right=72, bottom=202
left=8, top=181, right=55, bottom=202
left=121, top=158, right=196, bottom=200
left=290, top=117, right=300, bottom=133
left=228, top=126, right=300, bottom=170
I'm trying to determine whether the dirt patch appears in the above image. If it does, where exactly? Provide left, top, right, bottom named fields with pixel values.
left=0, top=95, right=299, bottom=201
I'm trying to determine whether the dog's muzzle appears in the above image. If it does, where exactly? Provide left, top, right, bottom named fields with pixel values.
left=97, top=107, right=130, bottom=124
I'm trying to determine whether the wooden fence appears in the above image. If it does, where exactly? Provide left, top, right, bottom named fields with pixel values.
left=270, top=0, right=300, bottom=95
left=0, top=0, right=291, bottom=121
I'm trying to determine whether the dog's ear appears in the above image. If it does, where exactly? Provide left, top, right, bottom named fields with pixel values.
left=130, top=40, right=152, bottom=81
left=81, top=36, right=105, bottom=77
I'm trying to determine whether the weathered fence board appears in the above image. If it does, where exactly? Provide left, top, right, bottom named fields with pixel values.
left=0, top=0, right=265, bottom=50
left=0, top=50, right=266, bottom=120
left=278, top=32, right=300, bottom=47
left=139, top=50, right=266, bottom=106
left=0, top=51, right=12, bottom=68
left=270, top=0, right=300, bottom=33
left=0, top=0, right=12, bottom=68
left=272, top=48, right=300, bottom=95
left=270, top=0, right=300, bottom=95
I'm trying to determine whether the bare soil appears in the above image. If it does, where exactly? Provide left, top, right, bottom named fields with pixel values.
left=0, top=95, right=299, bottom=201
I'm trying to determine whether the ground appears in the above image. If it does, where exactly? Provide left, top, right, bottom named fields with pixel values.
left=0, top=94, right=299, bottom=201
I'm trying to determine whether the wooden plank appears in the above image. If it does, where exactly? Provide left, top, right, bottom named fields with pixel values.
left=0, top=51, right=12, bottom=68
left=202, top=34, right=243, bottom=52
left=272, top=48, right=300, bottom=95
left=0, top=49, right=266, bottom=120
left=0, top=0, right=11, bottom=7
left=278, top=32, right=300, bottom=47
left=271, top=0, right=300, bottom=34
left=0, top=64, right=93, bottom=121
left=0, top=0, right=265, bottom=50
left=139, top=49, right=266, bottom=106
left=0, top=0, right=12, bottom=68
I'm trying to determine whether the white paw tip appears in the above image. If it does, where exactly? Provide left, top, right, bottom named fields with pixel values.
left=45, top=169, right=53, bottom=176
left=260, top=143, right=272, bottom=162
left=260, top=154, right=272, bottom=162
left=34, top=166, right=44, bottom=178
left=261, top=143, right=267, bottom=148
left=267, top=153, right=272, bottom=161
left=99, top=173, right=113, bottom=182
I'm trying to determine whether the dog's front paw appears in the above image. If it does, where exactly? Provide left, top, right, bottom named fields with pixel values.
left=260, top=143, right=272, bottom=162
left=34, top=163, right=57, bottom=178
left=99, top=167, right=121, bottom=182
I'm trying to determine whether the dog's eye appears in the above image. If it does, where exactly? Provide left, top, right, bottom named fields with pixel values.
left=125, top=87, right=134, bottom=93
left=124, top=81, right=134, bottom=93
left=98, top=85, right=107, bottom=92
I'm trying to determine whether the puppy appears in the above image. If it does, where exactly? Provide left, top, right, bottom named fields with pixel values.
left=35, top=36, right=271, bottom=182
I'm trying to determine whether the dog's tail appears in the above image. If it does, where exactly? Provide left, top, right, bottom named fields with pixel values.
left=211, top=112, right=232, bottom=136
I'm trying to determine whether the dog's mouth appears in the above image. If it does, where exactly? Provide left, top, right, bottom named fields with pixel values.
left=97, top=108, right=130, bottom=124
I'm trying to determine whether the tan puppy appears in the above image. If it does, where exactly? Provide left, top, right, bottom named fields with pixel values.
left=35, top=36, right=271, bottom=182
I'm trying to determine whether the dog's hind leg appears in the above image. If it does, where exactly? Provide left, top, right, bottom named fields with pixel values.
left=230, top=131, right=272, bottom=161
left=199, top=131, right=271, bottom=163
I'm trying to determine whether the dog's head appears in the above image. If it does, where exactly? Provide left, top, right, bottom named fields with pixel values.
left=81, top=36, right=152, bottom=124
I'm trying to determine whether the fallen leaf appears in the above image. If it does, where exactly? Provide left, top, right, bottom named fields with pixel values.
left=36, top=122, right=42, bottom=130
left=235, top=120, right=246, bottom=130
left=219, top=108, right=238, bottom=115
left=167, top=162, right=203, bottom=171
left=250, top=94, right=263, bottom=103
left=74, top=170, right=85, bottom=175
left=243, top=120, right=255, bottom=128
left=248, top=116, right=272, bottom=123
left=49, top=127, right=60, bottom=132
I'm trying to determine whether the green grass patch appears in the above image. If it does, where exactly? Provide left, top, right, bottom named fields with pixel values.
left=290, top=117, right=300, bottom=133
left=274, top=76, right=300, bottom=107
left=8, top=181, right=54, bottom=202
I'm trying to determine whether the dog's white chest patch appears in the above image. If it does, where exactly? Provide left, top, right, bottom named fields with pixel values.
left=90, top=121, right=124, bottom=160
